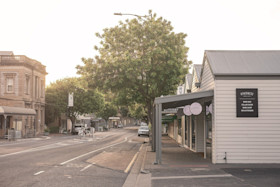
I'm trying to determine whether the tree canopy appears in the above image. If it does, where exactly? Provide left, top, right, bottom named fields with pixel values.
left=77, top=10, right=190, bottom=123
left=45, top=77, right=104, bottom=125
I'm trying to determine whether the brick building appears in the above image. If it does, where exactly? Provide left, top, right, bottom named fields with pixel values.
left=0, top=51, right=47, bottom=138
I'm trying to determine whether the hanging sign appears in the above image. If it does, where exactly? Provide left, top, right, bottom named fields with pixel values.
left=236, top=88, right=258, bottom=117
left=183, top=105, right=192, bottom=116
left=206, top=104, right=213, bottom=115
left=209, top=104, right=213, bottom=114
left=68, top=93, right=74, bottom=107
left=190, top=102, right=202, bottom=115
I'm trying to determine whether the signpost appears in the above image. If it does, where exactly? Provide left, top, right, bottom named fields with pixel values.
left=236, top=88, right=258, bottom=117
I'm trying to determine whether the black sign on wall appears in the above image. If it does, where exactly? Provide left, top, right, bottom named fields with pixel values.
left=236, top=88, right=258, bottom=117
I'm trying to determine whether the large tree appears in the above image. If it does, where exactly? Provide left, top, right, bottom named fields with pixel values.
left=45, top=77, right=104, bottom=126
left=77, top=10, right=190, bottom=123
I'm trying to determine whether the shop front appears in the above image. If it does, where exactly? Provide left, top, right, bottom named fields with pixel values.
left=0, top=106, right=36, bottom=139
left=153, top=50, right=280, bottom=164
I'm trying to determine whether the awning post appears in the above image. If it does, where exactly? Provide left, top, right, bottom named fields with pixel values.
left=155, top=103, right=162, bottom=164
left=152, top=105, right=156, bottom=152
left=4, top=115, right=7, bottom=137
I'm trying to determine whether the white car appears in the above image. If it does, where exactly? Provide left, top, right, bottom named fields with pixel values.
left=140, top=122, right=148, bottom=126
left=73, top=123, right=84, bottom=134
left=138, top=126, right=149, bottom=137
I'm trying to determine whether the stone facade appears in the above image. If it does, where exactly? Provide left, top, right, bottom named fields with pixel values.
left=0, top=52, right=47, bottom=137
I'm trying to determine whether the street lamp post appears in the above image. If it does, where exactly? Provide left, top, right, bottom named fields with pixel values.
left=113, top=12, right=149, bottom=19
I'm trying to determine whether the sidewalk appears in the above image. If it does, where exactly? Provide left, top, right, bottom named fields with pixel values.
left=124, top=136, right=280, bottom=187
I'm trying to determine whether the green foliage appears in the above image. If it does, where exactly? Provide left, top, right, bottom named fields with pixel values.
left=120, top=106, right=129, bottom=117
left=49, top=126, right=59, bottom=133
left=96, top=103, right=118, bottom=121
left=128, top=103, right=146, bottom=120
left=45, top=77, right=105, bottom=125
left=76, top=10, right=190, bottom=122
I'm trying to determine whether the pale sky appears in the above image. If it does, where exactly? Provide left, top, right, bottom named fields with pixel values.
left=1, top=0, right=279, bottom=85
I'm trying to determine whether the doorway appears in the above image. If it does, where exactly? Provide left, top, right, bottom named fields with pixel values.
left=191, top=115, right=196, bottom=150
left=206, top=114, right=212, bottom=159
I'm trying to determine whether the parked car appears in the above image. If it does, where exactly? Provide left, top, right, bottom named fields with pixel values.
left=73, top=123, right=85, bottom=134
left=138, top=126, right=149, bottom=137
left=140, top=122, right=148, bottom=126
left=117, top=123, right=123, bottom=128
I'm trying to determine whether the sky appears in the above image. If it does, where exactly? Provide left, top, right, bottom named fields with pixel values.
left=1, top=0, right=279, bottom=85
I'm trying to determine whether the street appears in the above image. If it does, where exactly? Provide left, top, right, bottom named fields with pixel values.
left=0, top=127, right=145, bottom=187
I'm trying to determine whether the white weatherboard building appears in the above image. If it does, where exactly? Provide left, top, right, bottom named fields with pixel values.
left=153, top=50, right=280, bottom=164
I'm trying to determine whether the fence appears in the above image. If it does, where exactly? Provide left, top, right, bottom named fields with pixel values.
left=6, top=130, right=22, bottom=140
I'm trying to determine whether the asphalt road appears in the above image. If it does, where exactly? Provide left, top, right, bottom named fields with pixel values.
left=0, top=127, right=145, bottom=187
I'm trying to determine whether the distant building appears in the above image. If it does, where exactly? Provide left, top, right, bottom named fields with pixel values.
left=0, top=51, right=47, bottom=138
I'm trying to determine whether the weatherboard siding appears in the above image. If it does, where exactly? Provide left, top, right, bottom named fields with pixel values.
left=191, top=71, right=200, bottom=93
left=214, top=79, right=280, bottom=163
left=200, top=60, right=215, bottom=92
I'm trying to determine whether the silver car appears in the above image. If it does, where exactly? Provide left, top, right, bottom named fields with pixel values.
left=138, top=126, right=149, bottom=137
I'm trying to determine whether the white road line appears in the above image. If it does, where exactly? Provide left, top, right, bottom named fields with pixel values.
left=60, top=136, right=132, bottom=165
left=152, top=174, right=233, bottom=180
left=0, top=140, right=84, bottom=158
left=80, top=164, right=93, bottom=172
left=34, top=171, right=45, bottom=176
left=0, top=143, right=62, bottom=157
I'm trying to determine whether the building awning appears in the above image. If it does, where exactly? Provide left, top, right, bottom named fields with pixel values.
left=153, top=90, right=214, bottom=165
left=155, top=90, right=214, bottom=110
left=108, top=117, right=120, bottom=120
left=0, top=106, right=36, bottom=116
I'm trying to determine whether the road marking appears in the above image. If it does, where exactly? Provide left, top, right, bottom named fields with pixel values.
left=124, top=152, right=139, bottom=173
left=80, top=164, right=93, bottom=171
left=152, top=174, right=233, bottom=180
left=34, top=171, right=45, bottom=176
left=124, top=144, right=143, bottom=173
left=0, top=140, right=82, bottom=158
left=60, top=136, right=132, bottom=165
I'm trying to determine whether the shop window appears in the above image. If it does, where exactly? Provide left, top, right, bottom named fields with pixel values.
left=178, top=119, right=181, bottom=136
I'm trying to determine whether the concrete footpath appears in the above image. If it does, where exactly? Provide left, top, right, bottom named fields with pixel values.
left=124, top=136, right=280, bottom=187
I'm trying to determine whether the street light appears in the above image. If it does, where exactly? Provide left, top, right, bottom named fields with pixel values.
left=114, top=12, right=148, bottom=19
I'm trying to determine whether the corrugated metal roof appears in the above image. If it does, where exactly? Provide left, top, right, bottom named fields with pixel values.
left=205, top=50, right=280, bottom=76
left=155, top=90, right=214, bottom=109
left=0, top=51, right=14, bottom=56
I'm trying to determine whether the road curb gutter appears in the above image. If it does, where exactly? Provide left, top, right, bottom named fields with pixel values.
left=123, top=142, right=150, bottom=187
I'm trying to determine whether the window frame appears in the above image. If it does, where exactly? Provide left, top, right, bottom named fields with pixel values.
left=5, top=73, right=16, bottom=94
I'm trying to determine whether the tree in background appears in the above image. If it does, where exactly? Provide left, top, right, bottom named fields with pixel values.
left=96, top=102, right=118, bottom=127
left=128, top=103, right=147, bottom=122
left=77, top=10, right=191, bottom=123
left=45, top=77, right=104, bottom=128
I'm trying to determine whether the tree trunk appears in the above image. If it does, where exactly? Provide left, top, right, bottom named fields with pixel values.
left=147, top=101, right=153, bottom=125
